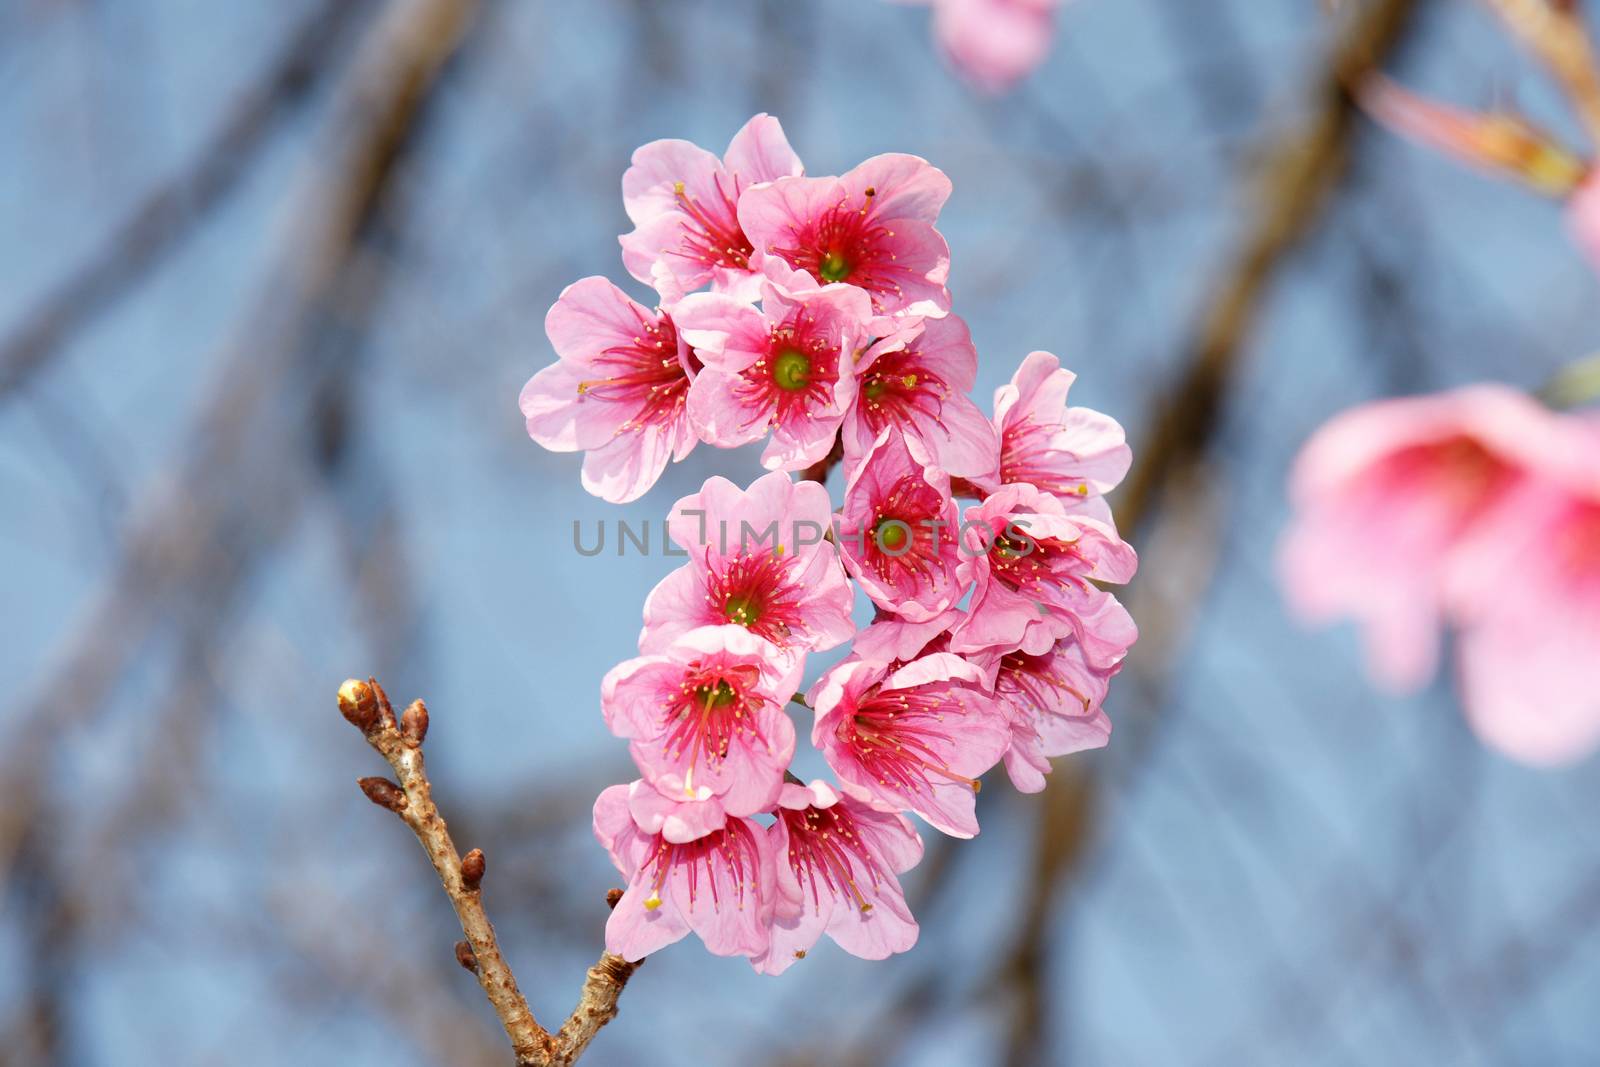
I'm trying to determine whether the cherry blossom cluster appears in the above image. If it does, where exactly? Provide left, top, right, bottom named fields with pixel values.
left=890, top=0, right=1063, bottom=94
left=520, top=115, right=1137, bottom=973
left=1280, top=385, right=1600, bottom=766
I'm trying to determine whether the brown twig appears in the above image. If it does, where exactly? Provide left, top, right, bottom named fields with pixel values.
left=1483, top=0, right=1600, bottom=148
left=337, top=678, right=638, bottom=1066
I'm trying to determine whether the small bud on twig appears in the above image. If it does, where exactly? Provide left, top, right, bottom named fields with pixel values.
left=461, top=848, right=486, bottom=888
left=455, top=940, right=479, bottom=974
left=338, top=678, right=379, bottom=732
left=358, top=776, right=408, bottom=813
left=369, top=677, right=398, bottom=730
left=402, top=699, right=430, bottom=746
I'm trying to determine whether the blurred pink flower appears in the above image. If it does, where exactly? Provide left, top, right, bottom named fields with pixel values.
left=845, top=314, right=999, bottom=478
left=810, top=653, right=1008, bottom=838
left=1426, top=411, right=1600, bottom=765
left=641, top=472, right=855, bottom=659
left=981, top=350, right=1131, bottom=521
left=620, top=114, right=803, bottom=302
left=896, top=0, right=1060, bottom=93
left=1571, top=171, right=1600, bottom=277
left=1278, top=385, right=1561, bottom=691
left=979, top=636, right=1117, bottom=793
left=596, top=782, right=775, bottom=961
left=739, top=153, right=953, bottom=316
left=520, top=277, right=699, bottom=503
left=952, top=482, right=1138, bottom=662
left=602, top=625, right=801, bottom=816
left=751, top=779, right=923, bottom=975
left=676, top=281, right=873, bottom=471
left=836, top=430, right=968, bottom=621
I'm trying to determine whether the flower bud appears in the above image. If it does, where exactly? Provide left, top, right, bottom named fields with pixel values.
left=338, top=679, right=379, bottom=732
left=454, top=940, right=479, bottom=974
left=461, top=848, right=486, bottom=888
left=358, top=776, right=408, bottom=813
left=401, top=699, right=429, bottom=747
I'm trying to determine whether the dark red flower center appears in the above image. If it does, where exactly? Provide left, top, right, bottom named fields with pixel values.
left=781, top=803, right=889, bottom=914
left=640, top=818, right=763, bottom=912
left=864, top=475, right=948, bottom=585
left=860, top=344, right=951, bottom=436
left=770, top=187, right=909, bottom=308
left=661, top=663, right=769, bottom=793
left=576, top=309, right=689, bottom=432
left=670, top=177, right=754, bottom=272
left=705, top=550, right=807, bottom=645
left=729, top=313, right=843, bottom=429
left=838, top=682, right=980, bottom=796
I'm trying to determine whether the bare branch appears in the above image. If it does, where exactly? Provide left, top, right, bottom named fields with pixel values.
left=338, top=678, right=640, bottom=1067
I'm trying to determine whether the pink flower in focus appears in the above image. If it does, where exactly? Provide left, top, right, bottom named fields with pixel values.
left=845, top=315, right=999, bottom=478
left=836, top=430, right=968, bottom=622
left=520, top=277, right=698, bottom=503
left=953, top=482, right=1138, bottom=662
left=596, top=782, right=775, bottom=961
left=739, top=154, right=954, bottom=316
left=1571, top=170, right=1600, bottom=277
left=810, top=653, right=1008, bottom=838
left=751, top=780, right=923, bottom=975
left=620, top=114, right=804, bottom=302
left=978, top=636, right=1117, bottom=793
left=602, top=625, right=801, bottom=815
left=641, top=471, right=856, bottom=658
left=676, top=282, right=873, bottom=471
left=929, top=0, right=1060, bottom=94
left=1278, top=385, right=1560, bottom=691
left=982, top=350, right=1131, bottom=521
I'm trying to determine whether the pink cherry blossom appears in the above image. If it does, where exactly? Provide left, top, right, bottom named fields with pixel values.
left=981, top=350, right=1130, bottom=520
left=1448, top=454, right=1600, bottom=765
left=641, top=471, right=855, bottom=659
left=952, top=482, right=1138, bottom=662
left=751, top=780, right=923, bottom=975
left=602, top=625, right=801, bottom=816
left=979, top=636, right=1117, bottom=793
left=739, top=154, right=953, bottom=316
left=845, top=314, right=999, bottom=478
left=810, top=653, right=1008, bottom=838
left=520, top=277, right=698, bottom=504
left=620, top=114, right=804, bottom=302
left=1387, top=410, right=1600, bottom=766
left=925, top=0, right=1061, bottom=94
left=1571, top=171, right=1600, bottom=278
left=595, top=782, right=776, bottom=962
left=836, top=429, right=968, bottom=621
left=1278, top=385, right=1564, bottom=691
left=675, top=281, right=874, bottom=471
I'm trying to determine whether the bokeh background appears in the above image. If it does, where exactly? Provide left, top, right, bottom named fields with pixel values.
left=4, top=0, right=1600, bottom=1064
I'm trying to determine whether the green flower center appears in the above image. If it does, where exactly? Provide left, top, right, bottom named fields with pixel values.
left=875, top=518, right=910, bottom=552
left=819, top=251, right=851, bottom=282
left=773, top=349, right=812, bottom=392
left=725, top=593, right=763, bottom=626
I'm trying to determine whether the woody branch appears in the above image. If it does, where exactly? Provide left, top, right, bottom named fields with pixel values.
left=337, top=678, right=639, bottom=1066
